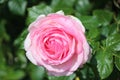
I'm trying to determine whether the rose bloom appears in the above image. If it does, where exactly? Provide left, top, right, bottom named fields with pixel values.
left=24, top=11, right=91, bottom=76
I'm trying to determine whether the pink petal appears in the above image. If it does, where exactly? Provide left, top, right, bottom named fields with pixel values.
left=69, top=15, right=85, bottom=33
left=26, top=51, right=37, bottom=65
left=28, top=14, right=45, bottom=31
left=24, top=34, right=31, bottom=51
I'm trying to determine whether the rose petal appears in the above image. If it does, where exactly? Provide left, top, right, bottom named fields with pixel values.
left=48, top=70, right=73, bottom=76
left=24, top=34, right=31, bottom=51
left=28, top=14, right=45, bottom=31
left=83, top=42, right=91, bottom=63
left=83, top=42, right=89, bottom=62
left=26, top=51, right=37, bottom=65
left=69, top=15, right=85, bottom=33
left=38, top=52, right=84, bottom=76
left=56, top=10, right=64, bottom=15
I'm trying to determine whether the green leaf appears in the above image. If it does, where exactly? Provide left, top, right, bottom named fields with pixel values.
left=96, top=49, right=113, bottom=79
left=48, top=73, right=76, bottom=80
left=115, top=56, right=120, bottom=71
left=0, top=45, right=6, bottom=79
left=0, top=20, right=9, bottom=41
left=14, top=29, right=28, bottom=49
left=93, top=10, right=113, bottom=26
left=0, top=70, right=7, bottom=79
left=51, top=0, right=75, bottom=14
left=16, top=50, right=27, bottom=68
left=78, top=16, right=100, bottom=39
left=8, top=0, right=27, bottom=16
left=75, top=0, right=92, bottom=15
left=0, top=0, right=7, bottom=4
left=106, top=33, right=120, bottom=51
left=79, top=65, right=95, bottom=79
left=87, top=27, right=100, bottom=39
left=109, top=23, right=118, bottom=35
left=101, top=25, right=110, bottom=37
left=26, top=3, right=53, bottom=25
left=0, top=45, right=6, bottom=70
left=88, top=41, right=100, bottom=54
left=28, top=64, right=46, bottom=80
left=5, top=70, right=25, bottom=80
left=78, top=16, right=100, bottom=29
left=51, top=0, right=75, bottom=8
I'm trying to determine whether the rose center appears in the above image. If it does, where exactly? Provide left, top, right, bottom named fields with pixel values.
left=45, top=37, right=64, bottom=55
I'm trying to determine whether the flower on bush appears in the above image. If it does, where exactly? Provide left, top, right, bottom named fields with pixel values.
left=24, top=10, right=91, bottom=76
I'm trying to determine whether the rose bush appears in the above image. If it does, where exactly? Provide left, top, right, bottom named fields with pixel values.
left=24, top=11, right=91, bottom=76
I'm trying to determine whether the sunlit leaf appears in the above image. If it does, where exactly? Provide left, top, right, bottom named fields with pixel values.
left=96, top=49, right=113, bottom=79
left=101, top=25, right=110, bottom=37
left=78, top=16, right=100, bottom=39
left=93, top=10, right=113, bottom=26
left=78, top=16, right=100, bottom=29
left=106, top=33, right=120, bottom=51
left=115, top=55, right=120, bottom=71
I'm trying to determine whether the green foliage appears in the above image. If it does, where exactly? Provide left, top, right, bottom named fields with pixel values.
left=75, top=0, right=92, bottom=15
left=4, top=69, right=25, bottom=80
left=0, top=0, right=120, bottom=80
left=28, top=65, right=46, bottom=80
left=106, top=33, right=120, bottom=51
left=51, top=0, right=75, bottom=14
left=93, top=10, right=113, bottom=26
left=115, top=55, right=120, bottom=71
left=0, top=20, right=9, bottom=41
left=8, top=0, right=27, bottom=16
left=78, top=16, right=100, bottom=39
left=96, top=49, right=113, bottom=79
left=48, top=74, right=76, bottom=80
left=14, top=29, right=28, bottom=49
left=26, top=3, right=53, bottom=25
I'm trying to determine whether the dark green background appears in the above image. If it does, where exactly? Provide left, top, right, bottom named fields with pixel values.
left=0, top=0, right=120, bottom=80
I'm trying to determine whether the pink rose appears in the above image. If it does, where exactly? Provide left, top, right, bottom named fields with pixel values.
left=24, top=11, right=91, bottom=76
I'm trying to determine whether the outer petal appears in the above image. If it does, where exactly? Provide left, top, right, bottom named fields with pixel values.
left=26, top=51, right=37, bottom=65
left=24, top=34, right=31, bottom=51
left=48, top=70, right=73, bottom=76
left=28, top=14, right=45, bottom=31
left=69, top=15, right=85, bottom=33
left=83, top=42, right=91, bottom=63
left=48, top=52, right=84, bottom=76
left=69, top=52, right=84, bottom=71
left=56, top=10, right=64, bottom=15
left=37, top=52, right=84, bottom=76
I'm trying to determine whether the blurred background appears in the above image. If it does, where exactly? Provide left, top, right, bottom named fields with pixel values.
left=0, top=0, right=120, bottom=80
